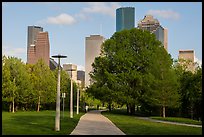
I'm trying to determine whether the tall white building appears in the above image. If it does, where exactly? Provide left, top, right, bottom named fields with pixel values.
left=63, top=64, right=77, bottom=82
left=85, top=35, right=105, bottom=87
left=178, top=50, right=195, bottom=72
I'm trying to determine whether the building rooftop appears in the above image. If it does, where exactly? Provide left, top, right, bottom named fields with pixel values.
left=117, top=7, right=134, bottom=9
left=179, top=50, right=194, bottom=53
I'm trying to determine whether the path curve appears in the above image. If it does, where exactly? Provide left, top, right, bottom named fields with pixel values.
left=70, top=110, right=125, bottom=135
left=136, top=117, right=202, bottom=128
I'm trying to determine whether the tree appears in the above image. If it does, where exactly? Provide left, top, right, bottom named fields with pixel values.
left=88, top=56, right=117, bottom=111
left=32, top=59, right=56, bottom=111
left=144, top=46, right=180, bottom=118
left=2, top=56, right=31, bottom=112
left=2, top=55, right=13, bottom=112
left=192, top=67, right=202, bottom=120
left=88, top=28, right=179, bottom=115
left=179, top=69, right=202, bottom=119
left=173, top=59, right=202, bottom=120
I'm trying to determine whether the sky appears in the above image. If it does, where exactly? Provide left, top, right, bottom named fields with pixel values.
left=2, top=2, right=202, bottom=70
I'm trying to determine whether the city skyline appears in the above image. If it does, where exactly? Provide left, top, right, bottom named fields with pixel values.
left=2, top=2, right=202, bottom=70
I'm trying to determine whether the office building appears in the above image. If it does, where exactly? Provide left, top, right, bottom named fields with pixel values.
left=27, top=44, right=36, bottom=65
left=27, top=26, right=43, bottom=62
left=116, top=7, right=135, bottom=32
left=138, top=15, right=168, bottom=51
left=178, top=50, right=195, bottom=72
left=35, top=32, right=50, bottom=66
left=85, top=35, right=105, bottom=87
left=27, top=26, right=50, bottom=66
left=77, top=70, right=85, bottom=88
left=63, top=64, right=78, bottom=82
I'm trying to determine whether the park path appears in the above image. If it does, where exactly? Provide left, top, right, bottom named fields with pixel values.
left=136, top=117, right=202, bottom=128
left=70, top=110, right=125, bottom=135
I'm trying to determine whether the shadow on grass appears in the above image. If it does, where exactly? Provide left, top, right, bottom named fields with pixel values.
left=3, top=112, right=83, bottom=135
left=14, top=115, right=55, bottom=129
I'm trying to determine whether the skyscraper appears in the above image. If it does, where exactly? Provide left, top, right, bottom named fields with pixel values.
left=27, top=26, right=50, bottom=66
left=116, top=7, right=135, bottom=32
left=85, top=35, right=105, bottom=87
left=138, top=15, right=168, bottom=51
left=35, top=32, right=50, bottom=66
left=27, top=26, right=43, bottom=62
left=77, top=70, right=85, bottom=88
left=178, top=50, right=195, bottom=72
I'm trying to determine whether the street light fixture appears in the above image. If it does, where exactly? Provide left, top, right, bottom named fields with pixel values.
left=62, top=93, right=66, bottom=118
left=52, top=54, right=67, bottom=131
left=76, top=81, right=81, bottom=115
left=68, top=68, right=74, bottom=118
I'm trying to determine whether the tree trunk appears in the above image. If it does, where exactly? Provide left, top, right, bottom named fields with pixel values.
left=190, top=105, right=193, bottom=119
left=15, top=105, right=18, bottom=112
left=127, top=104, right=131, bottom=114
left=25, top=104, right=28, bottom=111
left=126, top=104, right=129, bottom=114
left=108, top=103, right=111, bottom=111
left=102, top=102, right=105, bottom=107
left=37, top=96, right=40, bottom=112
left=12, top=96, right=15, bottom=113
left=9, top=103, right=12, bottom=112
left=130, top=104, right=135, bottom=115
left=127, top=103, right=131, bottom=114
left=162, top=106, right=165, bottom=118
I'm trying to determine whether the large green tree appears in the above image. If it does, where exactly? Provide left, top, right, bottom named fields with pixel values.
left=87, top=28, right=179, bottom=115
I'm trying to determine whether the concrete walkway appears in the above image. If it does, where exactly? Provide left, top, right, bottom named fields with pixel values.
left=70, top=110, right=125, bottom=135
left=136, top=117, right=202, bottom=128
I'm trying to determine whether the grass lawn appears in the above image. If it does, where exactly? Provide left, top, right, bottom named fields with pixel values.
left=150, top=116, right=202, bottom=125
left=2, top=110, right=85, bottom=135
left=102, top=111, right=202, bottom=135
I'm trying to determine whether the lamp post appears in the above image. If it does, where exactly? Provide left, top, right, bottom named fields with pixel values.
left=76, top=81, right=81, bottom=115
left=52, top=54, right=67, bottom=131
left=69, top=69, right=74, bottom=118
left=76, top=88, right=79, bottom=114
left=62, top=93, right=66, bottom=118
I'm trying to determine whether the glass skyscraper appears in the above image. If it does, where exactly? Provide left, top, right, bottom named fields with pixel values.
left=116, top=7, right=135, bottom=32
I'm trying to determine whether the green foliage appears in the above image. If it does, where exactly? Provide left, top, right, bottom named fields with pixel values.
left=2, top=56, right=32, bottom=111
left=29, top=59, right=56, bottom=111
left=175, top=64, right=202, bottom=120
left=87, top=28, right=181, bottom=116
left=2, top=56, right=74, bottom=112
